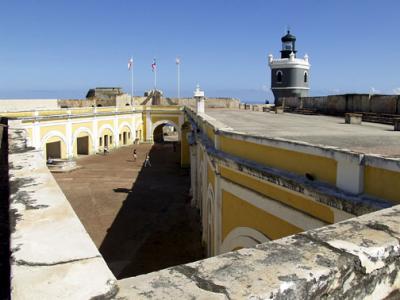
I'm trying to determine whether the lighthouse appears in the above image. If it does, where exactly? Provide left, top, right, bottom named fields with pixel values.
left=268, top=31, right=310, bottom=103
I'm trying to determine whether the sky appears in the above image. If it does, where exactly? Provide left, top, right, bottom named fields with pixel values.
left=0, top=0, right=399, bottom=103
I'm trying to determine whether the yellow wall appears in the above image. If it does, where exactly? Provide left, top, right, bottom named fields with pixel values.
left=70, top=108, right=92, bottom=115
left=0, top=111, right=35, bottom=118
left=151, top=116, right=179, bottom=127
left=208, top=161, right=215, bottom=188
left=142, top=114, right=147, bottom=141
left=219, top=136, right=337, bottom=185
left=364, top=166, right=400, bottom=203
left=98, top=119, right=114, bottom=130
left=205, top=123, right=215, bottom=142
left=38, top=110, right=65, bottom=116
left=181, top=125, right=190, bottom=168
left=118, top=117, right=133, bottom=127
left=72, top=122, right=92, bottom=132
left=220, top=166, right=335, bottom=223
left=136, top=124, right=143, bottom=141
left=222, top=190, right=302, bottom=241
left=40, top=125, right=66, bottom=141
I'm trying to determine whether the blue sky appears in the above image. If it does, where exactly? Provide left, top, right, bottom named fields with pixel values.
left=0, top=0, right=399, bottom=103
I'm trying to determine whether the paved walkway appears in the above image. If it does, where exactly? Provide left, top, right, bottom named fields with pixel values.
left=53, top=143, right=204, bottom=279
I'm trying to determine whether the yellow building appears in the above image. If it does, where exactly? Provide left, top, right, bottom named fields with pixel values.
left=2, top=98, right=400, bottom=259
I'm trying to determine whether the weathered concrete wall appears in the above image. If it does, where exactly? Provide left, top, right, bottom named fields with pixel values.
left=164, top=97, right=240, bottom=109
left=0, top=118, right=10, bottom=299
left=0, top=99, right=59, bottom=112
left=8, top=121, right=118, bottom=299
left=280, top=94, right=400, bottom=116
left=57, top=98, right=95, bottom=108
left=117, top=204, right=400, bottom=299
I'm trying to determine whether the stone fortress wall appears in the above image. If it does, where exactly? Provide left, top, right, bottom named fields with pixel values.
left=2, top=102, right=400, bottom=298
left=0, top=96, right=239, bottom=111
left=162, top=97, right=240, bottom=109
left=278, top=94, right=400, bottom=115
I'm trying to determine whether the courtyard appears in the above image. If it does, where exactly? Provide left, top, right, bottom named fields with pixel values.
left=53, top=143, right=204, bottom=279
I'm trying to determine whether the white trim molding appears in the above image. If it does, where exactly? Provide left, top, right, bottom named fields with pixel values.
left=220, top=227, right=269, bottom=253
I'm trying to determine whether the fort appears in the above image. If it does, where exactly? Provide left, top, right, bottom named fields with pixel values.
left=1, top=85, right=400, bottom=298
left=1, top=32, right=400, bottom=299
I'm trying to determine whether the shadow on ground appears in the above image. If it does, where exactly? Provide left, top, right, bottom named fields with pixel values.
left=99, top=142, right=204, bottom=279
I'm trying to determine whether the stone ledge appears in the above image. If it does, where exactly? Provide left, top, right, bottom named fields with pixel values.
left=8, top=126, right=117, bottom=299
left=116, top=205, right=400, bottom=299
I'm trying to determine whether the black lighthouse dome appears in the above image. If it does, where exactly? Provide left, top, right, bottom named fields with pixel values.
left=281, top=30, right=297, bottom=58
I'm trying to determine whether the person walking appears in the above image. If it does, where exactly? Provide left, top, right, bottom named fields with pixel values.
left=133, top=149, right=137, bottom=162
left=144, top=152, right=151, bottom=167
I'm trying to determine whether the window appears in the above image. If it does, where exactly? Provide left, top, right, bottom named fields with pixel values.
left=276, top=70, right=283, bottom=83
left=304, top=71, right=308, bottom=83
left=119, top=134, right=122, bottom=141
left=99, top=137, right=102, bottom=146
left=283, top=41, right=293, bottom=51
left=110, top=136, right=113, bottom=144
left=128, top=132, right=131, bottom=139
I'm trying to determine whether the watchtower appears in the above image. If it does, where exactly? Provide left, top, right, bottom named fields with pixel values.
left=268, top=31, right=310, bottom=102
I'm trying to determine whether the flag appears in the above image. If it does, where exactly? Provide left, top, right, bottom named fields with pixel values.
left=151, top=58, right=157, bottom=72
left=176, top=57, right=180, bottom=65
left=128, top=57, right=133, bottom=70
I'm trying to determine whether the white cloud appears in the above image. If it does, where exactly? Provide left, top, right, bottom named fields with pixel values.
left=370, top=87, right=381, bottom=94
left=393, top=88, right=400, bottom=95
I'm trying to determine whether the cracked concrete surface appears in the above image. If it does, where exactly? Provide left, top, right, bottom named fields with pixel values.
left=9, top=124, right=117, bottom=300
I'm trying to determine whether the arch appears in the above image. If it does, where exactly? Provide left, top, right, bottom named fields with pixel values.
left=72, top=127, right=95, bottom=155
left=220, top=227, right=270, bottom=253
left=98, top=124, right=116, bottom=149
left=41, top=130, right=67, bottom=150
left=98, top=124, right=116, bottom=138
left=206, top=184, right=215, bottom=256
left=152, top=119, right=181, bottom=142
left=118, top=122, right=133, bottom=145
left=276, top=70, right=283, bottom=83
left=118, top=122, right=134, bottom=134
left=40, top=130, right=68, bottom=159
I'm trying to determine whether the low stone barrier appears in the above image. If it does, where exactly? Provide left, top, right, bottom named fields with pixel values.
left=394, top=118, right=400, bottom=131
left=117, top=204, right=400, bottom=299
left=345, top=113, right=363, bottom=124
left=8, top=121, right=117, bottom=299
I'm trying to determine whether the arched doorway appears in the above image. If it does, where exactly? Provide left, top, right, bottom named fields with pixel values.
left=99, top=126, right=115, bottom=151
left=41, top=131, right=68, bottom=160
left=119, top=124, right=133, bottom=146
left=72, top=127, right=94, bottom=156
left=152, top=121, right=180, bottom=144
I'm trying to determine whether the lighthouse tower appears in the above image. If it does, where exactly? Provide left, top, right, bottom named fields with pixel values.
left=268, top=31, right=310, bottom=103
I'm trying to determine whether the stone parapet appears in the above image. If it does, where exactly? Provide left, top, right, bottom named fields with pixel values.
left=8, top=123, right=117, bottom=299
left=117, top=204, right=400, bottom=299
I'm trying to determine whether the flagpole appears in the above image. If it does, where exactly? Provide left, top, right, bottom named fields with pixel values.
left=154, top=67, right=157, bottom=90
left=177, top=61, right=180, bottom=99
left=131, top=61, right=134, bottom=105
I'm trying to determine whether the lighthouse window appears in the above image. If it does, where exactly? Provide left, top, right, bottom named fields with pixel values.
left=304, top=72, right=308, bottom=83
left=276, top=71, right=283, bottom=83
left=283, top=41, right=293, bottom=50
